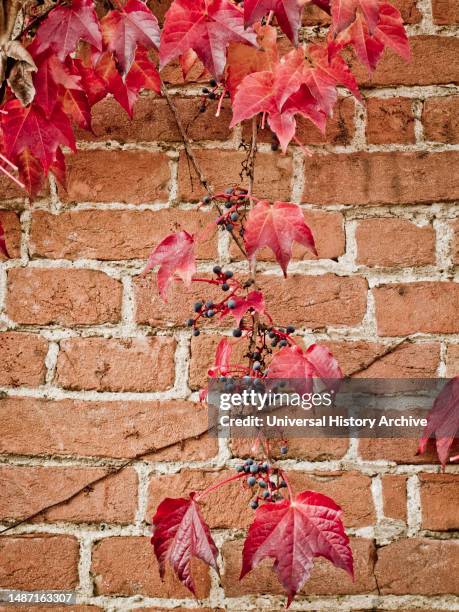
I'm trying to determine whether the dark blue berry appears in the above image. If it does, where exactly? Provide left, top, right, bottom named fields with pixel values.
left=244, top=465, right=250, bottom=473
left=222, top=283, right=230, bottom=291
left=230, top=212, right=239, bottom=222
left=225, top=201, right=232, bottom=209
left=279, top=340, right=287, bottom=348
left=226, top=223, right=234, bottom=232
left=253, top=361, right=261, bottom=371
left=279, top=480, right=287, bottom=488
left=280, top=446, right=288, bottom=455
left=271, top=142, right=279, bottom=151
left=249, top=464, right=258, bottom=474
left=208, top=92, right=217, bottom=100
left=193, top=328, right=200, bottom=337
left=250, top=500, right=258, bottom=509
left=202, top=87, right=209, bottom=93
left=199, top=105, right=206, bottom=113
left=268, top=331, right=276, bottom=339
left=247, top=476, right=256, bottom=487
left=194, top=301, right=203, bottom=313
left=225, top=187, right=234, bottom=195
left=246, top=458, right=254, bottom=465
left=227, top=299, right=236, bottom=309
left=252, top=351, right=261, bottom=360
left=261, top=462, right=269, bottom=472
left=213, top=265, right=222, bottom=274
left=207, top=310, right=215, bottom=317
left=203, top=195, right=211, bottom=204
left=233, top=328, right=242, bottom=337
left=225, top=270, right=234, bottom=278
left=186, top=318, right=194, bottom=326
left=206, top=300, right=214, bottom=308
left=263, top=490, right=270, bottom=499
left=271, top=339, right=278, bottom=347
left=236, top=465, right=244, bottom=472
left=210, top=79, right=217, bottom=87
left=287, top=325, right=295, bottom=333
left=258, top=479, right=267, bottom=488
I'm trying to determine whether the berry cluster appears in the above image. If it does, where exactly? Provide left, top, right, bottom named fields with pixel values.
left=201, top=186, right=250, bottom=237
left=236, top=458, right=288, bottom=509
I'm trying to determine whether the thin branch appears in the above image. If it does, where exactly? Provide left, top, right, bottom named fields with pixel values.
left=246, top=116, right=260, bottom=358
left=346, top=337, right=413, bottom=377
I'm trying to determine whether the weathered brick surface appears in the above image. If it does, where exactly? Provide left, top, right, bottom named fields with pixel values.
left=381, top=474, right=407, bottom=521
left=422, top=96, right=459, bottom=143
left=0, top=210, right=21, bottom=259
left=366, top=98, right=415, bottom=144
left=356, top=219, right=435, bottom=267
left=0, top=332, right=48, bottom=386
left=358, top=438, right=459, bottom=464
left=431, top=0, right=459, bottom=24
left=56, top=336, right=176, bottom=392
left=419, top=473, right=459, bottom=530
left=7, top=268, right=122, bottom=326
left=445, top=343, right=459, bottom=377
left=0, top=536, right=79, bottom=589
left=452, top=219, right=459, bottom=264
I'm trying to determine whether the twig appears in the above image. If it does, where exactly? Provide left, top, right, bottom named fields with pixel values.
left=347, top=337, right=413, bottom=377
left=246, top=116, right=260, bottom=358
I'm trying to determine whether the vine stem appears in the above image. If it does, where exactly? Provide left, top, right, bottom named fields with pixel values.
left=195, top=471, right=246, bottom=501
left=161, top=80, right=247, bottom=258
left=247, top=116, right=260, bottom=358
left=279, top=469, right=294, bottom=501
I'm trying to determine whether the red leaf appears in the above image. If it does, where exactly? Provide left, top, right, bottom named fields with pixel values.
left=305, top=343, right=343, bottom=391
left=208, top=338, right=233, bottom=376
left=241, top=490, right=353, bottom=606
left=32, top=51, right=83, bottom=118
left=101, top=0, right=160, bottom=75
left=61, top=87, right=91, bottom=130
left=418, top=377, right=459, bottom=468
left=93, top=52, right=132, bottom=115
left=16, top=148, right=46, bottom=197
left=244, top=200, right=316, bottom=276
left=34, top=0, right=102, bottom=61
left=1, top=100, right=76, bottom=172
left=223, top=290, right=266, bottom=324
left=50, top=148, right=67, bottom=189
left=74, top=58, right=108, bottom=106
left=308, top=43, right=361, bottom=101
left=143, top=230, right=196, bottom=301
left=125, top=47, right=161, bottom=96
left=331, top=0, right=379, bottom=35
left=152, top=495, right=218, bottom=596
left=244, top=0, right=303, bottom=44
left=160, top=0, right=257, bottom=79
left=0, top=219, right=9, bottom=258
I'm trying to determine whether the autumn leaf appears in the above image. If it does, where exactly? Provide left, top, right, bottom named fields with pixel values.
left=330, top=0, right=379, bottom=35
left=308, top=43, right=361, bottom=101
left=160, top=0, right=257, bottom=79
left=34, top=0, right=102, bottom=61
left=221, top=290, right=266, bottom=324
left=125, top=47, right=161, bottom=96
left=16, top=148, right=46, bottom=197
left=208, top=337, right=233, bottom=376
left=418, top=377, right=459, bottom=468
left=151, top=495, right=219, bottom=595
left=244, top=200, right=316, bottom=276
left=101, top=0, right=160, bottom=75
left=241, top=490, right=353, bottom=607
left=143, top=230, right=196, bottom=301
left=244, top=0, right=304, bottom=44
left=32, top=51, right=83, bottom=118
left=2, top=41, right=37, bottom=107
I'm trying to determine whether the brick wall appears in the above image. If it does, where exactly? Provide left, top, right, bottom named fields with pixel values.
left=0, top=0, right=458, bottom=609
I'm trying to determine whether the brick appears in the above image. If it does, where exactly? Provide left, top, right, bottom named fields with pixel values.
left=222, top=538, right=377, bottom=597
left=325, top=340, right=440, bottom=377
left=0, top=397, right=213, bottom=461
left=381, top=475, right=407, bottom=521
left=358, top=438, right=459, bottom=464
left=230, top=437, right=349, bottom=461
left=374, top=282, right=459, bottom=335
left=375, top=538, right=459, bottom=594
left=0, top=465, right=137, bottom=524
left=246, top=98, right=355, bottom=146
left=56, top=337, right=176, bottom=392
left=30, top=209, right=217, bottom=261
left=353, top=36, right=459, bottom=87
left=60, top=150, right=170, bottom=204
left=452, top=219, right=459, bottom=264
left=92, top=536, right=211, bottom=598
left=303, top=151, right=459, bottom=205
left=0, top=210, right=21, bottom=259
left=146, top=470, right=374, bottom=529
left=423, top=96, right=459, bottom=143
left=419, top=473, right=459, bottom=530
left=230, top=210, right=345, bottom=262
left=79, top=96, right=232, bottom=142
left=7, top=268, right=122, bottom=326
left=0, top=332, right=48, bottom=386
left=177, top=150, right=292, bottom=202
left=432, top=0, right=459, bottom=24
left=366, top=98, right=415, bottom=144
left=0, top=536, right=79, bottom=590
left=445, top=343, right=459, bottom=377
left=135, top=274, right=368, bottom=329
left=356, top=219, right=435, bottom=267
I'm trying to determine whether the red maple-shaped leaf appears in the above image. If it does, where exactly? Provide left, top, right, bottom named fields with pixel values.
left=74, top=58, right=108, bottom=106
left=92, top=52, right=131, bottom=115
left=16, top=148, right=46, bottom=197
left=305, top=343, right=343, bottom=392
left=160, top=0, right=257, bottom=79
left=1, top=100, right=76, bottom=172
left=418, top=377, right=459, bottom=468
left=331, top=0, right=379, bottom=35
left=241, top=490, right=353, bottom=607
left=125, top=47, right=161, bottom=96
left=34, top=0, right=102, bottom=61
left=101, top=0, right=160, bottom=75
left=308, top=43, right=361, bottom=101
left=208, top=338, right=233, bottom=376
left=244, top=200, right=316, bottom=276
left=143, top=230, right=196, bottom=301
left=244, top=0, right=303, bottom=44
left=222, top=290, right=266, bottom=324
left=0, top=219, right=9, bottom=258
left=152, top=495, right=219, bottom=596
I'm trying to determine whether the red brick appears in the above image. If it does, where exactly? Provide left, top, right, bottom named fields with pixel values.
left=0, top=332, right=48, bottom=386
left=354, top=36, right=459, bottom=87
left=445, top=343, right=459, bottom=377
left=221, top=537, right=376, bottom=597
left=92, top=536, right=211, bottom=598
left=452, top=219, right=459, bottom=264
left=0, top=397, right=214, bottom=461
left=366, top=98, right=415, bottom=144
left=356, top=219, right=435, bottom=267
left=0, top=465, right=137, bottom=524
left=374, top=282, right=459, bottom=335
left=230, top=210, right=345, bottom=262
left=0, top=536, right=79, bottom=590
left=135, top=273, right=368, bottom=329
left=30, top=209, right=217, bottom=260
left=375, top=538, right=459, bottom=594
left=79, top=96, right=232, bottom=143
left=432, top=0, right=459, bottom=24
left=146, top=469, right=374, bottom=529
left=326, top=340, right=440, bottom=377
left=381, top=474, right=407, bottom=521
left=419, top=473, right=459, bottom=530
left=303, top=151, right=459, bottom=205
left=423, top=96, right=459, bottom=143
left=60, top=150, right=170, bottom=204
left=359, top=438, right=459, bottom=464
left=0, top=210, right=21, bottom=259
left=7, top=268, right=122, bottom=326
left=56, top=337, right=176, bottom=392
left=178, top=150, right=292, bottom=202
